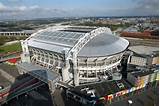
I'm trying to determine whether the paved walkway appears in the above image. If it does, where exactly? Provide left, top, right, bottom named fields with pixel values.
left=0, top=69, right=16, bottom=83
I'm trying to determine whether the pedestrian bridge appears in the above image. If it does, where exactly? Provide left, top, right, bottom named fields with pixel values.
left=17, top=62, right=61, bottom=92
left=0, top=76, right=45, bottom=104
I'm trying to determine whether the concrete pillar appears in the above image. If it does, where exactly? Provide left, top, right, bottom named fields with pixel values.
left=17, top=67, right=25, bottom=75
left=48, top=81, right=55, bottom=94
left=95, top=70, right=97, bottom=78
left=62, top=59, right=70, bottom=82
left=146, top=56, right=153, bottom=66
left=86, top=59, right=88, bottom=78
left=74, top=67, right=79, bottom=86
left=73, top=53, right=79, bottom=86
left=57, top=55, right=61, bottom=67
left=21, top=40, right=31, bottom=63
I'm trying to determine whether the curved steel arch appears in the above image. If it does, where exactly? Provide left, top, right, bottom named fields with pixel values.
left=66, top=27, right=112, bottom=86
left=66, top=27, right=112, bottom=60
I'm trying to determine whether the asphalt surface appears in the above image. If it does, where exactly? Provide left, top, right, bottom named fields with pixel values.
left=2, top=84, right=53, bottom=106
left=0, top=63, right=19, bottom=78
left=0, top=63, right=28, bottom=88
left=0, top=74, right=11, bottom=87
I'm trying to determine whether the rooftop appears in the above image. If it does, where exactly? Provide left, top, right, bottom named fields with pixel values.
left=32, top=30, right=85, bottom=47
left=129, top=46, right=159, bottom=56
left=27, top=26, right=129, bottom=57
left=70, top=79, right=132, bottom=99
left=130, top=69, right=158, bottom=78
left=17, top=62, right=60, bottom=83
left=78, top=32, right=129, bottom=57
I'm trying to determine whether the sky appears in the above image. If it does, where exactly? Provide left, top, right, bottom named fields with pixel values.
left=0, top=0, right=159, bottom=20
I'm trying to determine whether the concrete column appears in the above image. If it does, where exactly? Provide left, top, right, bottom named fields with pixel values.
left=74, top=68, right=79, bottom=86
left=48, top=57, right=51, bottom=69
left=146, top=56, right=153, bottom=66
left=95, top=70, right=97, bottom=78
left=17, top=67, right=24, bottom=75
left=73, top=53, right=79, bottom=86
left=62, top=59, right=70, bottom=82
left=86, top=59, right=88, bottom=78
left=48, top=81, right=55, bottom=94
left=21, top=40, right=31, bottom=63
left=57, top=55, right=61, bottom=67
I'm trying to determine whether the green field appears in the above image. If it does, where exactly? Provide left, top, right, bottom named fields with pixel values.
left=0, top=42, right=22, bottom=54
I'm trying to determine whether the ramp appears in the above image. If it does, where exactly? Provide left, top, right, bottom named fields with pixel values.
left=17, top=62, right=60, bottom=92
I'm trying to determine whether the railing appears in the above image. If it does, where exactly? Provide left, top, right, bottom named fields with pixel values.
left=0, top=56, right=21, bottom=62
left=0, top=78, right=37, bottom=99
left=0, top=81, right=44, bottom=104
left=0, top=51, right=22, bottom=57
left=78, top=60, right=121, bottom=71
left=0, top=32, right=32, bottom=36
left=4, top=81, right=44, bottom=103
left=78, top=56, right=122, bottom=67
left=0, top=75, right=33, bottom=94
left=0, top=51, right=21, bottom=62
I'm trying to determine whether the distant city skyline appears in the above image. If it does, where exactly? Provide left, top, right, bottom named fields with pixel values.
left=0, top=0, right=159, bottom=20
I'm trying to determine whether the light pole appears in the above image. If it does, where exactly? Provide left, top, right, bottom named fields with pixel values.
left=128, top=99, right=133, bottom=106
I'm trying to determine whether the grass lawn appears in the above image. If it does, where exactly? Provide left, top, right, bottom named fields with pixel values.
left=0, top=42, right=22, bottom=54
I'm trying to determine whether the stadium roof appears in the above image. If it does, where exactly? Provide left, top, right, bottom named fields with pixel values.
left=32, top=31, right=85, bottom=47
left=78, top=33, right=129, bottom=57
left=27, top=26, right=129, bottom=57
left=27, top=27, right=87, bottom=54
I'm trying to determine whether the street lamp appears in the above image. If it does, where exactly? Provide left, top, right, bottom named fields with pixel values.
left=128, top=100, right=133, bottom=106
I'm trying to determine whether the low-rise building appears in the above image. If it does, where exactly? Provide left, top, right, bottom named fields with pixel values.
left=0, top=30, right=35, bottom=36
left=128, top=46, right=159, bottom=66
left=127, top=67, right=159, bottom=87
left=66, top=79, right=132, bottom=105
left=120, top=31, right=159, bottom=39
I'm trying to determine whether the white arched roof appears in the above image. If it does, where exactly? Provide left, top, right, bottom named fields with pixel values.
left=27, top=26, right=129, bottom=57
left=78, top=32, right=129, bottom=57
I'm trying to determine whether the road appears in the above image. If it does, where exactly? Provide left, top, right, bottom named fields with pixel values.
left=0, top=63, right=19, bottom=78
left=0, top=69, right=16, bottom=83
left=0, top=74, right=11, bottom=87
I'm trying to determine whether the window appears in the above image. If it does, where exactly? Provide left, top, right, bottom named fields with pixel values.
left=50, top=60, right=53, bottom=64
left=75, top=96, right=81, bottom=101
left=55, top=61, right=58, bottom=66
left=37, top=56, right=40, bottom=60
left=117, top=83, right=125, bottom=89
left=67, top=92, right=74, bottom=98
left=45, top=59, right=49, bottom=63
left=41, top=58, right=44, bottom=61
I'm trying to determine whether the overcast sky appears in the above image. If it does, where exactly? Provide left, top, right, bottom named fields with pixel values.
left=0, top=0, right=159, bottom=20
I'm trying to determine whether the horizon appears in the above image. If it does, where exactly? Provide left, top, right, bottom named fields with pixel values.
left=0, top=15, right=159, bottom=21
left=0, top=0, right=159, bottom=20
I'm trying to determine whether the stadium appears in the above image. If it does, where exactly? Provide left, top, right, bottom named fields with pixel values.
left=17, top=26, right=129, bottom=88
